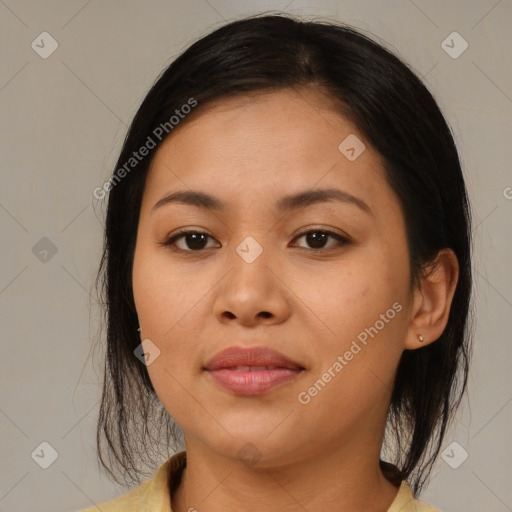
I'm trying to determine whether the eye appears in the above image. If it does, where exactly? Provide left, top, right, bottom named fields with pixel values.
left=160, top=227, right=351, bottom=254
left=291, top=229, right=350, bottom=250
left=160, top=229, right=219, bottom=252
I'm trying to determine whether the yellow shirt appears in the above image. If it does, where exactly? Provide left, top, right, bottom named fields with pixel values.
left=81, top=451, right=440, bottom=511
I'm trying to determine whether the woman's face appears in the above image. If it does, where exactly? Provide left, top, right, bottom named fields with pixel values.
left=132, top=89, right=416, bottom=467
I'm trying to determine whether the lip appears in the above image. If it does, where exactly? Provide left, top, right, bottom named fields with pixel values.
left=204, top=345, right=304, bottom=371
left=203, top=346, right=306, bottom=396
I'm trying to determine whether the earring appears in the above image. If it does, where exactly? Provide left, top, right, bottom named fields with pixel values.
left=137, top=327, right=141, bottom=332
left=418, top=334, right=424, bottom=343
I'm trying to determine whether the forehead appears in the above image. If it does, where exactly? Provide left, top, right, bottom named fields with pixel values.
left=142, top=89, right=390, bottom=212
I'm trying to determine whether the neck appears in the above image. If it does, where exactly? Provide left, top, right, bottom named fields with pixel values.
left=171, top=438, right=399, bottom=512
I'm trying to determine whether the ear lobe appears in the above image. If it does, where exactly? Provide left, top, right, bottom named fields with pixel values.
left=405, top=249, right=459, bottom=350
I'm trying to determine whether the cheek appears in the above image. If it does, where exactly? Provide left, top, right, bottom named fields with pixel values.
left=294, top=271, right=407, bottom=429
left=132, top=244, right=213, bottom=383
left=301, top=250, right=410, bottom=389
left=302, top=255, right=407, bottom=334
left=132, top=249, right=202, bottom=412
left=133, top=243, right=198, bottom=332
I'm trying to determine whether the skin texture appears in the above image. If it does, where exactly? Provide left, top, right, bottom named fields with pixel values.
left=132, top=88, right=459, bottom=512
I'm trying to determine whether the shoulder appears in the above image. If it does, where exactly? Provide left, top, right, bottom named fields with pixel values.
left=79, top=451, right=186, bottom=512
left=387, top=481, right=441, bottom=512
left=79, top=482, right=147, bottom=512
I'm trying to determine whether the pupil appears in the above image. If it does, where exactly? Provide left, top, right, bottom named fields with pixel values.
left=187, top=233, right=207, bottom=250
left=184, top=232, right=329, bottom=250
left=307, top=232, right=327, bottom=248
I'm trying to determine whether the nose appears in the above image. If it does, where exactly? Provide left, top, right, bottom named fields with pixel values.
left=212, top=245, right=292, bottom=327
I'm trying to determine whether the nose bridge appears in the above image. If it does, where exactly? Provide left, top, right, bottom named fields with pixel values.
left=213, top=232, right=290, bottom=324
left=228, top=233, right=274, bottom=297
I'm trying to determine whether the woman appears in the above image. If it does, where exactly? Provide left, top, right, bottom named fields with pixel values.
left=85, top=13, right=472, bottom=512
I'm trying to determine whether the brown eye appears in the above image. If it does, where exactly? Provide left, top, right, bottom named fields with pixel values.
left=160, top=228, right=350, bottom=254
left=292, top=230, right=350, bottom=250
left=161, top=230, right=219, bottom=252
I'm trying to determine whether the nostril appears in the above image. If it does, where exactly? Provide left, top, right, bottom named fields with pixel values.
left=259, top=311, right=272, bottom=318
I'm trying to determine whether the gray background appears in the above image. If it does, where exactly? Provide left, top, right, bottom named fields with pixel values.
left=1, top=1, right=511, bottom=511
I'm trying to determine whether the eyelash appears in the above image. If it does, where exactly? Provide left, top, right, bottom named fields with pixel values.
left=159, top=228, right=351, bottom=253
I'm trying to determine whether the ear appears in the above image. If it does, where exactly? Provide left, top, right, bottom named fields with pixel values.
left=405, top=249, right=459, bottom=350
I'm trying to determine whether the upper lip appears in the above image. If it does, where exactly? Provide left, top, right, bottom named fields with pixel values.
left=204, top=346, right=305, bottom=371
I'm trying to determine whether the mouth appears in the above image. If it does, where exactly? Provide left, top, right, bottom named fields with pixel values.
left=203, top=346, right=306, bottom=396
left=204, top=366, right=305, bottom=396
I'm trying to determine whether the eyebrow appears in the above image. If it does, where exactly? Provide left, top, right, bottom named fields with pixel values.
left=152, top=188, right=372, bottom=215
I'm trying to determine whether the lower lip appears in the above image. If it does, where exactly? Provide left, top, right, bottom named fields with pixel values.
left=205, top=368, right=303, bottom=396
